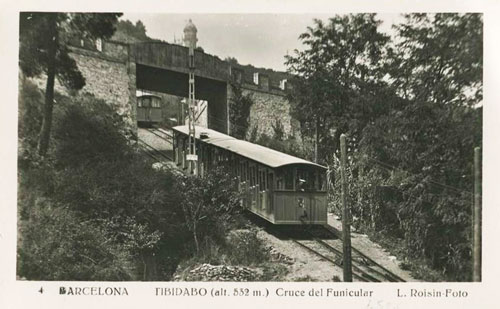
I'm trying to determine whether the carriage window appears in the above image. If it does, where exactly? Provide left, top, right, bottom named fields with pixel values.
left=284, top=168, right=294, bottom=190
left=276, top=171, right=284, bottom=190
left=276, top=169, right=293, bottom=190
left=267, top=172, right=273, bottom=190
left=319, top=171, right=326, bottom=191
left=137, top=99, right=142, bottom=107
left=296, top=168, right=317, bottom=192
left=259, top=169, right=265, bottom=191
left=143, top=97, right=151, bottom=107
left=249, top=165, right=255, bottom=186
left=151, top=98, right=161, bottom=108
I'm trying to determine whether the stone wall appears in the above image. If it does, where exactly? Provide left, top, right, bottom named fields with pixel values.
left=27, top=38, right=298, bottom=140
left=243, top=89, right=297, bottom=139
left=28, top=41, right=137, bottom=132
left=69, top=42, right=136, bottom=130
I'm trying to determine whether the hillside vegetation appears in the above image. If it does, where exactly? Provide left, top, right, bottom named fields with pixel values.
left=17, top=79, right=272, bottom=280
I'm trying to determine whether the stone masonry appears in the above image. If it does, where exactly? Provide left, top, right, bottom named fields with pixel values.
left=29, top=37, right=297, bottom=141
left=68, top=41, right=137, bottom=130
left=28, top=40, right=137, bottom=133
left=244, top=89, right=294, bottom=139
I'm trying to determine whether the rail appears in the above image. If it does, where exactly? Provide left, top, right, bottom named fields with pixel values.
left=138, top=138, right=172, bottom=161
left=286, top=224, right=406, bottom=282
left=146, top=127, right=173, bottom=144
left=321, top=224, right=406, bottom=282
left=291, top=239, right=370, bottom=282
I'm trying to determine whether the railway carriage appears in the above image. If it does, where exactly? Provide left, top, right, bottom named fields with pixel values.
left=172, top=125, right=328, bottom=225
left=137, top=90, right=162, bottom=126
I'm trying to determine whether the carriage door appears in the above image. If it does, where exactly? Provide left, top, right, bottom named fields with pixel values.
left=258, top=168, right=270, bottom=215
left=144, top=97, right=151, bottom=122
left=249, top=164, right=258, bottom=211
left=266, top=171, right=274, bottom=216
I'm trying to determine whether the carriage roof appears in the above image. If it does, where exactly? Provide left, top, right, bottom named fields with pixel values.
left=136, top=90, right=161, bottom=99
left=172, top=125, right=326, bottom=170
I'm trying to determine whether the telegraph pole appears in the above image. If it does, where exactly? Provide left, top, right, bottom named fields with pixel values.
left=184, top=20, right=198, bottom=175
left=473, top=147, right=482, bottom=281
left=340, top=134, right=353, bottom=282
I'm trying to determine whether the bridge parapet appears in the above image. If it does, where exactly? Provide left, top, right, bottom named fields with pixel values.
left=131, top=41, right=231, bottom=82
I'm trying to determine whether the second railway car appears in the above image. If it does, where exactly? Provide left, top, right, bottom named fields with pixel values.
left=172, top=125, right=328, bottom=225
left=137, top=90, right=162, bottom=126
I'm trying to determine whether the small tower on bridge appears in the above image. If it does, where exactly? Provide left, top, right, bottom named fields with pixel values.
left=184, top=19, right=198, bottom=175
left=183, top=19, right=198, bottom=49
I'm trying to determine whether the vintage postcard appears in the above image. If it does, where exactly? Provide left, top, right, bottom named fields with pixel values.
left=1, top=0, right=499, bottom=308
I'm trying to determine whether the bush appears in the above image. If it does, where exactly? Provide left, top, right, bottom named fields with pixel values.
left=174, top=166, right=243, bottom=253
left=17, top=85, right=254, bottom=281
left=328, top=103, right=480, bottom=281
left=225, top=229, right=269, bottom=266
left=17, top=200, right=134, bottom=281
left=17, top=90, right=190, bottom=280
left=18, top=79, right=44, bottom=154
left=52, top=93, right=131, bottom=168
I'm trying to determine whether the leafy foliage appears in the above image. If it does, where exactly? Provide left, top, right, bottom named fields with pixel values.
left=388, top=13, right=482, bottom=106
left=229, top=84, right=254, bottom=139
left=18, top=80, right=44, bottom=153
left=254, top=130, right=312, bottom=161
left=19, top=12, right=121, bottom=156
left=112, top=19, right=155, bottom=43
left=52, top=94, right=131, bottom=168
left=18, top=201, right=134, bottom=281
left=18, top=82, right=246, bottom=280
left=285, top=14, right=393, bottom=163
left=320, top=13, right=482, bottom=281
left=225, top=229, right=269, bottom=266
left=174, top=167, right=242, bottom=253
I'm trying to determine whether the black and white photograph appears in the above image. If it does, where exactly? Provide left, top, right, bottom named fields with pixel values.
left=1, top=0, right=499, bottom=308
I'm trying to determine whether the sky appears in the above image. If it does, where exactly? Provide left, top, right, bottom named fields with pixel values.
left=122, top=13, right=402, bottom=72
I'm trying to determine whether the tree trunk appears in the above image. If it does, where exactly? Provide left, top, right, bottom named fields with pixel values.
left=192, top=221, right=199, bottom=253
left=141, top=253, right=147, bottom=281
left=37, top=14, right=58, bottom=157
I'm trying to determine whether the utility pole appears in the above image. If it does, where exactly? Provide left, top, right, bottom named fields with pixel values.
left=340, top=134, right=353, bottom=282
left=184, top=19, right=198, bottom=175
left=314, top=117, right=319, bottom=163
left=473, top=147, right=482, bottom=281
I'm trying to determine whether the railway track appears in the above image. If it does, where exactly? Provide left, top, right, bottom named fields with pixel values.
left=290, top=226, right=405, bottom=282
left=140, top=127, right=405, bottom=282
left=138, top=138, right=172, bottom=161
left=146, top=127, right=173, bottom=144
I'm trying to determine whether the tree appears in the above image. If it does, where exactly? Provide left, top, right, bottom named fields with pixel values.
left=225, top=57, right=239, bottom=65
left=112, top=19, right=155, bottom=43
left=19, top=12, right=122, bottom=157
left=175, top=167, right=241, bottom=253
left=388, top=13, right=482, bottom=107
left=229, top=83, right=254, bottom=139
left=362, top=13, right=482, bottom=184
left=357, top=13, right=482, bottom=280
left=285, top=14, right=392, bottom=163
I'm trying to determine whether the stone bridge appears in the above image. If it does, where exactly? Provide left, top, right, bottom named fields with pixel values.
left=65, top=38, right=297, bottom=138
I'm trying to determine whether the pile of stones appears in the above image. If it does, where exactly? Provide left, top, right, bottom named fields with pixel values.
left=266, top=245, right=294, bottom=265
left=175, top=264, right=262, bottom=281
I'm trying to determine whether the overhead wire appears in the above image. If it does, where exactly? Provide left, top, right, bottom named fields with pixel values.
left=166, top=101, right=474, bottom=198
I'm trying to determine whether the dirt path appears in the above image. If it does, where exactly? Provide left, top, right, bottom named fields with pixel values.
left=256, top=213, right=416, bottom=282
left=258, top=229, right=344, bottom=281
left=327, top=213, right=415, bottom=282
